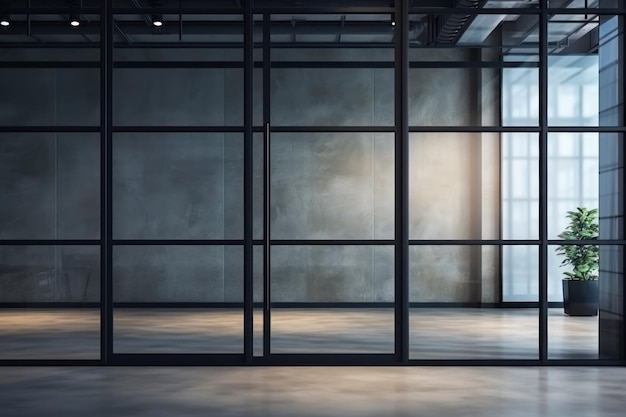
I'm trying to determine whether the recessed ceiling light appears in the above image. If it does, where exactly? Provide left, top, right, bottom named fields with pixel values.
left=0, top=14, right=9, bottom=27
left=152, top=14, right=163, bottom=27
left=69, top=14, right=80, bottom=27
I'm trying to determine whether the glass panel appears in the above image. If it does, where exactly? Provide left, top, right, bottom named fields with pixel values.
left=409, top=68, right=482, bottom=126
left=272, top=48, right=393, bottom=62
left=409, top=133, right=500, bottom=240
left=548, top=133, right=599, bottom=240
left=253, top=133, right=264, bottom=241
left=270, top=245, right=394, bottom=354
left=0, top=48, right=99, bottom=61
left=0, top=69, right=100, bottom=126
left=502, top=245, right=539, bottom=302
left=502, top=66, right=539, bottom=126
left=113, top=245, right=243, bottom=354
left=270, top=68, right=393, bottom=126
left=0, top=245, right=100, bottom=359
left=549, top=245, right=623, bottom=360
left=501, top=133, right=539, bottom=240
left=114, top=48, right=242, bottom=62
left=599, top=133, right=624, bottom=240
left=408, top=13, right=538, bottom=126
left=0, top=133, right=100, bottom=240
left=113, top=68, right=243, bottom=126
left=548, top=12, right=600, bottom=127
left=410, top=245, right=538, bottom=359
left=598, top=15, right=623, bottom=127
left=271, top=133, right=394, bottom=240
left=112, top=133, right=242, bottom=240
left=253, top=245, right=264, bottom=357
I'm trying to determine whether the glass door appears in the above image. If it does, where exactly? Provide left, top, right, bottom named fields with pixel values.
left=255, top=10, right=397, bottom=359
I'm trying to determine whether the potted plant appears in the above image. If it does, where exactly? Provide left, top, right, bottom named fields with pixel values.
left=555, top=207, right=599, bottom=316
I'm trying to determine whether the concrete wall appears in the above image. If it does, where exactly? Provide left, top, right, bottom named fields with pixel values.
left=0, top=133, right=100, bottom=240
left=0, top=67, right=102, bottom=302
left=0, top=49, right=501, bottom=304
left=0, top=68, right=99, bottom=126
left=0, top=246, right=99, bottom=303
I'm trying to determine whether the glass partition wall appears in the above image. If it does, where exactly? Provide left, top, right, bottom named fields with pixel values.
left=0, top=1, right=624, bottom=365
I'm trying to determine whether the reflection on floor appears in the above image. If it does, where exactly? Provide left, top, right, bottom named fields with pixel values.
left=1, top=366, right=625, bottom=417
left=0, top=308, right=599, bottom=359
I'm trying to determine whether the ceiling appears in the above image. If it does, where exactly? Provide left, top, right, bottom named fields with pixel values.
left=0, top=0, right=602, bottom=54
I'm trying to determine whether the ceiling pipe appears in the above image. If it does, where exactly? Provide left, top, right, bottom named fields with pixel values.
left=434, top=0, right=485, bottom=45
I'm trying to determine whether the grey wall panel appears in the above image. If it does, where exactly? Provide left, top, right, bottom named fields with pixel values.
left=253, top=133, right=264, bottom=240
left=113, top=68, right=242, bottom=126
left=0, top=69, right=56, bottom=126
left=0, top=246, right=99, bottom=303
left=373, top=69, right=395, bottom=126
left=253, top=69, right=264, bottom=127
left=222, top=246, right=244, bottom=302
left=270, top=246, right=393, bottom=302
left=409, top=246, right=481, bottom=302
left=0, top=134, right=56, bottom=239
left=224, top=70, right=244, bottom=126
left=0, top=133, right=99, bottom=240
left=372, top=246, right=395, bottom=302
left=373, top=133, right=395, bottom=240
left=253, top=245, right=264, bottom=303
left=0, top=246, right=55, bottom=302
left=56, top=69, right=100, bottom=126
left=56, top=134, right=101, bottom=239
left=113, top=133, right=236, bottom=239
left=270, top=132, right=394, bottom=240
left=408, top=68, right=478, bottom=126
left=271, top=68, right=393, bottom=126
left=271, top=48, right=393, bottom=62
left=113, top=48, right=242, bottom=62
left=0, top=68, right=99, bottom=126
left=113, top=246, right=227, bottom=303
left=223, top=134, right=244, bottom=239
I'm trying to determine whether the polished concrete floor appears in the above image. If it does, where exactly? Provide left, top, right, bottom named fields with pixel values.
left=0, top=308, right=600, bottom=359
left=0, top=366, right=625, bottom=417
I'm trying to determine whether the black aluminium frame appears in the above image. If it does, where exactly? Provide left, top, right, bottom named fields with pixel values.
left=0, top=1, right=625, bottom=366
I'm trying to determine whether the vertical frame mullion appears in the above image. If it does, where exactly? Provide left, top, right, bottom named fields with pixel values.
left=616, top=9, right=626, bottom=360
left=539, top=1, right=549, bottom=363
left=263, top=11, right=271, bottom=358
left=243, top=0, right=254, bottom=362
left=395, top=0, right=409, bottom=363
left=100, top=0, right=114, bottom=364
left=620, top=11, right=626, bottom=361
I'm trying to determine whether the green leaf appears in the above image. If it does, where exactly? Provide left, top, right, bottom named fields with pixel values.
left=554, top=207, right=599, bottom=281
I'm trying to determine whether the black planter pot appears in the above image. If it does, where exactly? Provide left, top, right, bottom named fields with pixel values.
left=562, top=279, right=599, bottom=316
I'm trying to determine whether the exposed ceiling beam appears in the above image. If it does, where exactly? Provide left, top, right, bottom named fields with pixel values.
left=0, top=20, right=397, bottom=36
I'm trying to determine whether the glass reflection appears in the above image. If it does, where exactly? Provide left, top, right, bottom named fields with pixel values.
left=270, top=245, right=394, bottom=354
left=0, top=246, right=100, bottom=359
left=113, top=245, right=243, bottom=354
left=410, top=245, right=538, bottom=359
